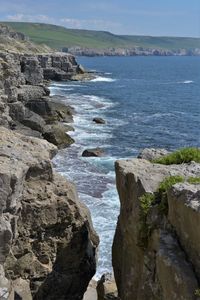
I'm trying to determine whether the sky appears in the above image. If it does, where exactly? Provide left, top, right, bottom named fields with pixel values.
left=0, top=0, right=200, bottom=37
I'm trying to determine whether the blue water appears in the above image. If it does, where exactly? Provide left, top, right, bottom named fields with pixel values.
left=50, top=56, right=200, bottom=277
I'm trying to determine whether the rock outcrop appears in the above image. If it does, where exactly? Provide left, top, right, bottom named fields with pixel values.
left=0, top=127, right=99, bottom=300
left=0, top=51, right=78, bottom=148
left=113, top=157, right=200, bottom=300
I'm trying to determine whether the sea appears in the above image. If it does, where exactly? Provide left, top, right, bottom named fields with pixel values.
left=50, top=56, right=200, bottom=278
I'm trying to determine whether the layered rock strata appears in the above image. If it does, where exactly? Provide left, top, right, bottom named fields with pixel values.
left=0, top=51, right=79, bottom=148
left=0, top=127, right=99, bottom=300
left=113, top=157, right=200, bottom=300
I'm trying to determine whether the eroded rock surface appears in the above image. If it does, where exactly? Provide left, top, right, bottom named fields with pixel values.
left=0, top=127, right=99, bottom=300
left=113, top=158, right=200, bottom=300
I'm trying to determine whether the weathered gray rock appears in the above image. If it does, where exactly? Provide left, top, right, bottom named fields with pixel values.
left=26, top=95, right=74, bottom=124
left=0, top=127, right=98, bottom=300
left=156, top=231, right=198, bottom=300
left=82, top=148, right=104, bottom=157
left=137, top=148, right=170, bottom=161
left=17, top=85, right=49, bottom=103
left=43, top=123, right=75, bottom=148
left=20, top=56, right=43, bottom=85
left=168, top=183, right=200, bottom=279
left=113, top=158, right=200, bottom=300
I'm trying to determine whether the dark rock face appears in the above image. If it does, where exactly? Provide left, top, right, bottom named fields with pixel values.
left=93, top=117, right=106, bottom=124
left=113, top=158, right=200, bottom=300
left=0, top=127, right=99, bottom=300
left=82, top=148, right=104, bottom=157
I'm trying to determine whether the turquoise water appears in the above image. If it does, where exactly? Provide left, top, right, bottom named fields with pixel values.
left=50, top=56, right=200, bottom=277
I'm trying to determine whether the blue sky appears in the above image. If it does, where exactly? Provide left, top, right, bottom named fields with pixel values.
left=0, top=0, right=200, bottom=37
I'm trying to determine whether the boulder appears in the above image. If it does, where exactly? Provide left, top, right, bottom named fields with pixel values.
left=97, top=274, right=118, bottom=300
left=26, top=95, right=74, bottom=124
left=82, top=148, right=104, bottom=157
left=43, top=123, right=75, bottom=149
left=93, top=117, right=106, bottom=124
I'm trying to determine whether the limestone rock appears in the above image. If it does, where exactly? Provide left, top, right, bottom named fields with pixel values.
left=82, top=148, right=104, bottom=157
left=26, top=95, right=74, bottom=124
left=0, top=127, right=98, bottom=300
left=20, top=56, right=43, bottom=85
left=43, top=123, right=75, bottom=148
left=168, top=183, right=200, bottom=279
left=137, top=148, right=170, bottom=161
left=113, top=158, right=200, bottom=300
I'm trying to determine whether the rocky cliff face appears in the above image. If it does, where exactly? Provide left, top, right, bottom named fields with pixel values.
left=0, top=51, right=79, bottom=148
left=0, top=127, right=98, bottom=300
left=113, top=156, right=200, bottom=300
left=0, top=25, right=99, bottom=300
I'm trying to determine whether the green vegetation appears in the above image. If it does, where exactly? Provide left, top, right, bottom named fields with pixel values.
left=2, top=22, right=200, bottom=50
left=153, top=148, right=200, bottom=165
left=188, top=177, right=200, bottom=184
left=138, top=193, right=155, bottom=249
left=156, top=175, right=184, bottom=214
left=195, top=289, right=200, bottom=297
left=138, top=176, right=184, bottom=249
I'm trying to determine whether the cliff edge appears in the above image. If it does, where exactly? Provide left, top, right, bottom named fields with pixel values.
left=113, top=154, right=200, bottom=300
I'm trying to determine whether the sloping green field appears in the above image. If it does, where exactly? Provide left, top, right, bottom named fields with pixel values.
left=2, top=22, right=200, bottom=50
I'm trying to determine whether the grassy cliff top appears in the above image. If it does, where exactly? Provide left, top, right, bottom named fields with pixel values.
left=2, top=22, right=200, bottom=51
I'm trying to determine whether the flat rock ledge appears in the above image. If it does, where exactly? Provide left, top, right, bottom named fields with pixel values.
left=0, top=127, right=99, bottom=300
left=113, top=157, right=200, bottom=300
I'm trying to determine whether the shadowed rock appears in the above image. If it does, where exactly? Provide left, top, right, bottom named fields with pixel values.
left=82, top=148, right=104, bottom=157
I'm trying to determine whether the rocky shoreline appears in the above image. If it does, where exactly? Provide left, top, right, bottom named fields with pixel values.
left=1, top=24, right=200, bottom=300
left=0, top=36, right=100, bottom=299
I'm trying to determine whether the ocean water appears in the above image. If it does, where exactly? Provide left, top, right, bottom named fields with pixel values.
left=50, top=56, right=200, bottom=278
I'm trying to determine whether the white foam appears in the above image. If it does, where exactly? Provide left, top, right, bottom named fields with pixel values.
left=178, top=80, right=194, bottom=84
left=90, top=76, right=116, bottom=83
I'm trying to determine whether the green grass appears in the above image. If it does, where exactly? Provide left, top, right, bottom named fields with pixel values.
left=138, top=175, right=184, bottom=249
left=2, top=22, right=200, bottom=51
left=188, top=177, right=200, bottom=184
left=153, top=148, right=200, bottom=165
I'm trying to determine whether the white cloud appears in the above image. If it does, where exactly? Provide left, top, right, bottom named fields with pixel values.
left=6, top=14, right=121, bottom=32
left=6, top=13, right=55, bottom=23
left=60, top=18, right=121, bottom=31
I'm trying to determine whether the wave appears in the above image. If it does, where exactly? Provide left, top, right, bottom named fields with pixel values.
left=90, top=76, right=116, bottom=82
left=178, top=80, right=194, bottom=84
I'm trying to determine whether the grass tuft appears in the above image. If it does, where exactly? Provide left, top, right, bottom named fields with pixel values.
left=153, top=148, right=200, bottom=165
left=188, top=177, right=200, bottom=184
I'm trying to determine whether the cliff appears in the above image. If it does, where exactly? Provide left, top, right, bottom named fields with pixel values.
left=113, top=152, right=200, bottom=300
left=0, top=25, right=99, bottom=300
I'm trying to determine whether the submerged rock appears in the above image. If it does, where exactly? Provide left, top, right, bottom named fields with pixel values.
left=93, top=117, right=106, bottom=124
left=82, top=148, right=104, bottom=157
